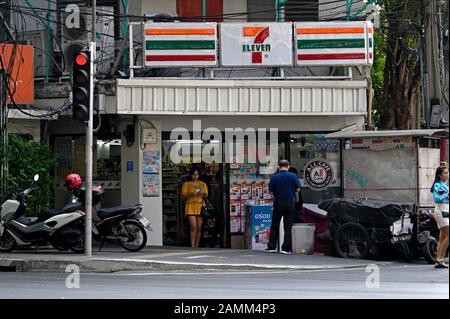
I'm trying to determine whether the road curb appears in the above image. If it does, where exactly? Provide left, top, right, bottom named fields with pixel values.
left=0, top=257, right=393, bottom=273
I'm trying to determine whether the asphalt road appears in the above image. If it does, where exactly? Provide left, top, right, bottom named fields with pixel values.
left=0, top=263, right=448, bottom=299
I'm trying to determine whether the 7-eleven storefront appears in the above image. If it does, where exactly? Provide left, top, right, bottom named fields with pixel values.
left=113, top=79, right=367, bottom=248
left=112, top=20, right=372, bottom=248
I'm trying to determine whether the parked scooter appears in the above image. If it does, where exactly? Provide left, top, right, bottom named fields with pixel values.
left=416, top=208, right=440, bottom=264
left=0, top=175, right=85, bottom=253
left=65, top=173, right=153, bottom=252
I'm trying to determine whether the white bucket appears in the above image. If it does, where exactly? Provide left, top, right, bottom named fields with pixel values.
left=292, top=223, right=316, bottom=255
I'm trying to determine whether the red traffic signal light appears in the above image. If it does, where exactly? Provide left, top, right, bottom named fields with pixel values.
left=75, top=53, right=88, bottom=66
left=72, top=49, right=90, bottom=123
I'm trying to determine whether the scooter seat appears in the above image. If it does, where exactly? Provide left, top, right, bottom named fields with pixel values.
left=98, top=205, right=139, bottom=220
left=37, top=202, right=83, bottom=222
left=15, top=215, right=40, bottom=226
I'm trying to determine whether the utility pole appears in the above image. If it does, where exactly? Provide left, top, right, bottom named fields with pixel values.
left=421, top=1, right=431, bottom=129
left=423, top=0, right=447, bottom=129
left=85, top=0, right=96, bottom=257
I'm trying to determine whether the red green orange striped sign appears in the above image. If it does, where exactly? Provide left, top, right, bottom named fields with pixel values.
left=295, top=21, right=373, bottom=66
left=144, top=23, right=218, bottom=67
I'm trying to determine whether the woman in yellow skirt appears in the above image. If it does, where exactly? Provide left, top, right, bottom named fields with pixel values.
left=182, top=167, right=208, bottom=248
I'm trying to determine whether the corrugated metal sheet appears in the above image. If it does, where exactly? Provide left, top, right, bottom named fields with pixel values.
left=116, top=79, right=367, bottom=115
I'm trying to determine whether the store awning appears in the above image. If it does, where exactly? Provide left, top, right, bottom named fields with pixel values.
left=324, top=129, right=449, bottom=139
left=115, top=79, right=368, bottom=116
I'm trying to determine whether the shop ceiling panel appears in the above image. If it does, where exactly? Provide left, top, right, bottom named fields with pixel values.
left=116, top=79, right=367, bottom=115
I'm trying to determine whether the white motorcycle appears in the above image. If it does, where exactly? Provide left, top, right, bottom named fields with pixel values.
left=0, top=175, right=86, bottom=253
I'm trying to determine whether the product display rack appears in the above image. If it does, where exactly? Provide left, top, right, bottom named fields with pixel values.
left=229, top=163, right=273, bottom=235
left=162, top=169, right=182, bottom=245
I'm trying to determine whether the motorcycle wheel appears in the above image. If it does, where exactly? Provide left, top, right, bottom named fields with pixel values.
left=420, top=237, right=438, bottom=264
left=0, top=231, right=16, bottom=252
left=119, top=220, right=147, bottom=252
left=70, top=231, right=85, bottom=254
left=334, top=222, right=370, bottom=259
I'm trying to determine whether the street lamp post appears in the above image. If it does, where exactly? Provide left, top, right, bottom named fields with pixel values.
left=85, top=0, right=96, bottom=257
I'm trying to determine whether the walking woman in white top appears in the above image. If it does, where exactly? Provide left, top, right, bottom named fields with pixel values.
left=431, top=166, right=449, bottom=268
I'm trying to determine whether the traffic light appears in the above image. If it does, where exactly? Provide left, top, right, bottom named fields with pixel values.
left=72, top=49, right=90, bottom=123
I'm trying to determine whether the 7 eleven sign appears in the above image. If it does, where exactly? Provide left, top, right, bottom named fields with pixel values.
left=242, top=26, right=271, bottom=63
left=220, top=23, right=293, bottom=67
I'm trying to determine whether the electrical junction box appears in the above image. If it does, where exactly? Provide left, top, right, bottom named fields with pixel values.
left=141, top=128, right=157, bottom=144
left=430, top=104, right=442, bottom=128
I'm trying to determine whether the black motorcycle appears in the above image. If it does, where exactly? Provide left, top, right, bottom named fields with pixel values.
left=72, top=186, right=153, bottom=252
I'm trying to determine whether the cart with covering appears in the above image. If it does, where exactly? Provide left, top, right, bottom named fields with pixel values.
left=317, top=198, right=437, bottom=262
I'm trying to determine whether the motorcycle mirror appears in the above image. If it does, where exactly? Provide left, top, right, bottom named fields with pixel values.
left=33, top=174, right=40, bottom=182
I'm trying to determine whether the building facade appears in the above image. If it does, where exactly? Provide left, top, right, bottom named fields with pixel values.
left=8, top=0, right=377, bottom=248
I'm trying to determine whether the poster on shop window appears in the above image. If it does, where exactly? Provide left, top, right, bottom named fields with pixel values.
left=143, top=150, right=160, bottom=174
left=142, top=150, right=160, bottom=197
left=143, top=173, right=160, bottom=197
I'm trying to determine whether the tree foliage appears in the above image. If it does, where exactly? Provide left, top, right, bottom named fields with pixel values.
left=0, top=134, right=55, bottom=215
left=373, top=0, right=424, bottom=129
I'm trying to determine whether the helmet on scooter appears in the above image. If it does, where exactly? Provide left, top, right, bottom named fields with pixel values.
left=64, top=173, right=82, bottom=190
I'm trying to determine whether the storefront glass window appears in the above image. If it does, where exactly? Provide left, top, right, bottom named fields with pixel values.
left=52, top=136, right=122, bottom=208
left=96, top=139, right=121, bottom=181
left=289, top=133, right=341, bottom=204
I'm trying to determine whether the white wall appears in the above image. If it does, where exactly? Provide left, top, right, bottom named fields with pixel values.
left=8, top=118, right=41, bottom=142
left=121, top=117, right=163, bottom=246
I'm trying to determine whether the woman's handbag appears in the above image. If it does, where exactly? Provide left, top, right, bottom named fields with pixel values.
left=201, top=198, right=214, bottom=218
left=205, top=198, right=214, bottom=210
left=436, top=203, right=449, bottom=218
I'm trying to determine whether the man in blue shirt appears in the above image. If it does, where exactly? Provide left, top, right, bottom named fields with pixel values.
left=266, top=160, right=301, bottom=254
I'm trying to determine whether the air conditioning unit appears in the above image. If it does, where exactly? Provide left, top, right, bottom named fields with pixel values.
left=59, top=6, right=114, bottom=75
left=18, top=30, right=56, bottom=78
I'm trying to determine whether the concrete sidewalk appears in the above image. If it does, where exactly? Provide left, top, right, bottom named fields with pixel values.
left=0, top=246, right=396, bottom=273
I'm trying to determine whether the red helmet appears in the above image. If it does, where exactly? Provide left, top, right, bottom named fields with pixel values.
left=64, top=173, right=82, bottom=190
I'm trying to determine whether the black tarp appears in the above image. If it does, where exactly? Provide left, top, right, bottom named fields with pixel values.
left=318, top=198, right=416, bottom=225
